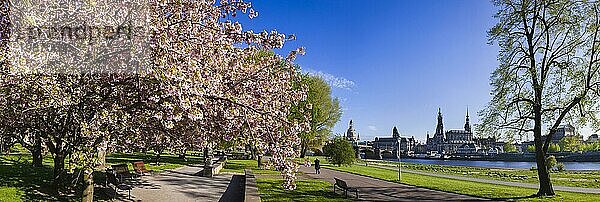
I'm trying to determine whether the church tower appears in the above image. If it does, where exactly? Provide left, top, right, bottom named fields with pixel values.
left=464, top=107, right=472, bottom=132
left=435, top=108, right=444, bottom=136
left=392, top=126, right=400, bottom=139
left=346, top=120, right=359, bottom=141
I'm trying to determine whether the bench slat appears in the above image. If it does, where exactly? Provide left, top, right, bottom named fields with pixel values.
left=333, top=178, right=358, bottom=199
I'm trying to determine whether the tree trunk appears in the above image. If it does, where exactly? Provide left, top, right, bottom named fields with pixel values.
left=52, top=152, right=66, bottom=190
left=155, top=149, right=162, bottom=165
left=533, top=95, right=555, bottom=196
left=97, top=140, right=108, bottom=168
left=534, top=133, right=555, bottom=196
left=249, top=145, right=256, bottom=160
left=535, top=152, right=555, bottom=196
left=82, top=170, right=94, bottom=202
left=32, top=134, right=43, bottom=167
left=32, top=146, right=43, bottom=167
left=257, top=154, right=262, bottom=169
left=300, top=144, right=307, bottom=158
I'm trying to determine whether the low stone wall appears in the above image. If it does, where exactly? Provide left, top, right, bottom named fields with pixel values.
left=244, top=169, right=261, bottom=202
left=213, top=157, right=226, bottom=175
left=203, top=156, right=227, bottom=177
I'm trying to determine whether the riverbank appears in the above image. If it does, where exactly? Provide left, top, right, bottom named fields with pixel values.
left=388, top=157, right=600, bottom=170
left=401, top=152, right=600, bottom=163
left=362, top=159, right=600, bottom=188
left=365, top=162, right=600, bottom=193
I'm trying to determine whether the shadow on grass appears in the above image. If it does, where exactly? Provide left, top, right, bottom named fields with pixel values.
left=257, top=179, right=350, bottom=202
left=490, top=194, right=548, bottom=201
left=0, top=155, right=78, bottom=201
left=1, top=153, right=196, bottom=202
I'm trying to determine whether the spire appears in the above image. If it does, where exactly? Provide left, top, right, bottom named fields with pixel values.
left=436, top=108, right=444, bottom=135
left=393, top=126, right=400, bottom=139
left=346, top=119, right=357, bottom=141
left=464, top=107, right=472, bottom=132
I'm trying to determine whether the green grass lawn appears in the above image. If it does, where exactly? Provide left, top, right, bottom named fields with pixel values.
left=0, top=187, right=22, bottom=202
left=0, top=154, right=77, bottom=201
left=361, top=160, right=600, bottom=188
left=222, top=160, right=283, bottom=175
left=257, top=178, right=351, bottom=202
left=0, top=151, right=204, bottom=201
left=325, top=164, right=600, bottom=201
left=295, top=156, right=330, bottom=164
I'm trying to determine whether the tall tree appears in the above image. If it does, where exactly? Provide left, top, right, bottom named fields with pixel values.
left=292, top=74, right=342, bottom=158
left=480, top=0, right=600, bottom=196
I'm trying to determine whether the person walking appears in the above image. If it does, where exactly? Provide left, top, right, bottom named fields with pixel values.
left=314, top=158, right=321, bottom=174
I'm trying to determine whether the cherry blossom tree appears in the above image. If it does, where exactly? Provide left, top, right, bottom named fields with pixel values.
left=2, top=1, right=309, bottom=201
left=145, top=0, right=309, bottom=190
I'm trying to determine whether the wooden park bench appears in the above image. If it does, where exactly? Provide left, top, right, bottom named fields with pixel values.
left=132, top=161, right=151, bottom=176
left=111, top=164, right=136, bottom=180
left=333, top=177, right=359, bottom=198
left=107, top=169, right=132, bottom=199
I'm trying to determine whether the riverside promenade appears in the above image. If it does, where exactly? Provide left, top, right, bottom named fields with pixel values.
left=297, top=165, right=490, bottom=201
left=117, top=165, right=243, bottom=202
left=116, top=163, right=490, bottom=202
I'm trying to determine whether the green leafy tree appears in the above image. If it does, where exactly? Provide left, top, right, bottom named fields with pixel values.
left=556, top=163, right=565, bottom=172
left=559, top=136, right=581, bottom=152
left=546, top=155, right=557, bottom=170
left=479, top=0, right=600, bottom=196
left=583, top=141, right=600, bottom=151
left=548, top=144, right=561, bottom=153
left=503, top=143, right=518, bottom=153
left=323, top=136, right=355, bottom=166
left=594, top=142, right=600, bottom=151
left=291, top=74, right=342, bottom=158
left=527, top=145, right=536, bottom=153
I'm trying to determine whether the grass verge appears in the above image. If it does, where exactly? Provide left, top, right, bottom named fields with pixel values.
left=0, top=152, right=203, bottom=201
left=257, top=178, right=350, bottom=202
left=106, top=152, right=203, bottom=173
left=0, top=187, right=22, bottom=202
left=361, top=159, right=600, bottom=188
left=325, top=164, right=600, bottom=201
left=222, top=160, right=282, bottom=175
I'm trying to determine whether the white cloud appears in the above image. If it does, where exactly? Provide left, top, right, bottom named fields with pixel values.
left=368, top=125, right=378, bottom=131
left=304, top=69, right=355, bottom=90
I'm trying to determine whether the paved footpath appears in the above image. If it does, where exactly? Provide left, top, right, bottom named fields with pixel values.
left=117, top=165, right=241, bottom=202
left=367, top=163, right=600, bottom=194
left=298, top=166, right=491, bottom=201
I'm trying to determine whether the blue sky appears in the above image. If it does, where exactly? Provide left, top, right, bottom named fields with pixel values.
left=239, top=0, right=500, bottom=142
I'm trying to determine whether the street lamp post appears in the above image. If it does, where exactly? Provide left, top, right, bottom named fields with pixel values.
left=398, top=152, right=402, bottom=182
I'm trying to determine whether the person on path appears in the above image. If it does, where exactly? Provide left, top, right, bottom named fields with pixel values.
left=314, top=158, right=321, bottom=174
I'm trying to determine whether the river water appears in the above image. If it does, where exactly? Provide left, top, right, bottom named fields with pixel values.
left=387, top=158, right=600, bottom=170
